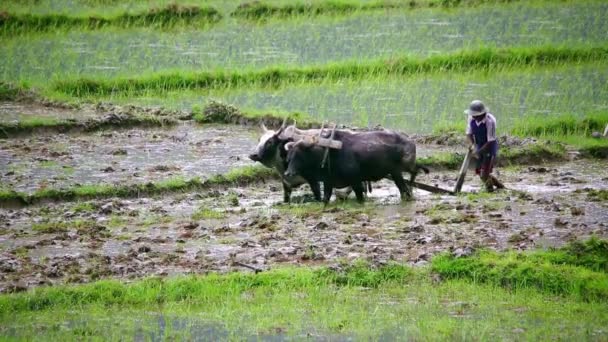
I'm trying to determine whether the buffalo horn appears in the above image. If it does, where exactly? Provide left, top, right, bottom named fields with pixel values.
left=276, top=116, right=288, bottom=136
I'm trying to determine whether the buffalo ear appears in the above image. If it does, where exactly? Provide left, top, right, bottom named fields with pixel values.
left=284, top=142, right=295, bottom=151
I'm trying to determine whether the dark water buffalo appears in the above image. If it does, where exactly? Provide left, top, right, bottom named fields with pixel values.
left=284, top=129, right=428, bottom=203
left=248, top=122, right=327, bottom=202
left=249, top=123, right=366, bottom=203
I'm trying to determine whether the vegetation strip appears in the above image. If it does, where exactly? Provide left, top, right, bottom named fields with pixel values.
left=0, top=4, right=222, bottom=35
left=432, top=238, right=608, bottom=301
left=0, top=262, right=413, bottom=315
left=0, top=114, right=177, bottom=138
left=52, top=46, right=608, bottom=96
left=229, top=0, right=535, bottom=19
left=0, top=166, right=278, bottom=207
left=1, top=239, right=606, bottom=315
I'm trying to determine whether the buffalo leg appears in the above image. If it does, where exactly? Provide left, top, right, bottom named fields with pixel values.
left=323, top=181, right=334, bottom=204
left=282, top=182, right=292, bottom=203
left=392, top=172, right=412, bottom=200
left=309, top=181, right=322, bottom=201
left=353, top=182, right=365, bottom=203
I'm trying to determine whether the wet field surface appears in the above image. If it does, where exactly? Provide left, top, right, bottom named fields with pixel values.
left=0, top=101, right=97, bottom=122
left=0, top=122, right=458, bottom=194
left=1, top=123, right=257, bottom=193
left=1, top=159, right=606, bottom=293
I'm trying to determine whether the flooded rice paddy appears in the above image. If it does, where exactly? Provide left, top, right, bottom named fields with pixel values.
left=1, top=155, right=606, bottom=293
left=120, top=62, right=608, bottom=133
left=2, top=2, right=607, bottom=84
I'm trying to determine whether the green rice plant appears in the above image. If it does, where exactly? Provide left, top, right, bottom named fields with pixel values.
left=511, top=112, right=608, bottom=137
left=51, top=46, right=608, bottom=97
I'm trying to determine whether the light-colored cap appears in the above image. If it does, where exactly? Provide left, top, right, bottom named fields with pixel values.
left=464, top=100, right=488, bottom=117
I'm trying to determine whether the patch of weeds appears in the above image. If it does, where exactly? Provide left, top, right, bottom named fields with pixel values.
left=32, top=221, right=69, bottom=234
left=140, top=215, right=172, bottom=227
left=226, top=192, right=240, bottom=206
left=38, top=160, right=59, bottom=169
left=586, top=189, right=608, bottom=202
left=462, top=192, right=494, bottom=202
left=107, top=215, right=127, bottom=229
left=218, top=237, right=237, bottom=245
left=12, top=247, right=29, bottom=258
left=275, top=202, right=324, bottom=219
left=431, top=238, right=608, bottom=301
left=192, top=207, right=225, bottom=220
left=301, top=245, right=318, bottom=261
left=316, top=259, right=412, bottom=287
left=71, top=202, right=96, bottom=213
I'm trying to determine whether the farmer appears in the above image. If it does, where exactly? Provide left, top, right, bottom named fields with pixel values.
left=465, top=100, right=504, bottom=192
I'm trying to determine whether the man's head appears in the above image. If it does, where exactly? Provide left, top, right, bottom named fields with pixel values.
left=465, top=100, right=488, bottom=122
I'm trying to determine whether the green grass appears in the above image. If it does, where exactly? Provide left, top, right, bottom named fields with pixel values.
left=0, top=112, right=178, bottom=137
left=1, top=242, right=608, bottom=339
left=0, top=165, right=278, bottom=206
left=32, top=219, right=99, bottom=234
left=51, top=45, right=608, bottom=97
left=191, top=207, right=226, bottom=220
left=432, top=238, right=608, bottom=302
left=511, top=112, right=608, bottom=137
left=0, top=4, right=222, bottom=35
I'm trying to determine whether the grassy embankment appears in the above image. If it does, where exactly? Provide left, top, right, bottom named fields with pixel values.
left=0, top=4, right=222, bottom=35
left=229, top=0, right=536, bottom=19
left=51, top=45, right=608, bottom=97
left=0, top=238, right=606, bottom=339
left=0, top=115, right=177, bottom=138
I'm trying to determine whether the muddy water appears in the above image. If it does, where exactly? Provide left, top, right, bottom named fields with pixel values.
left=0, top=102, right=98, bottom=122
left=0, top=123, right=259, bottom=193
left=0, top=159, right=606, bottom=292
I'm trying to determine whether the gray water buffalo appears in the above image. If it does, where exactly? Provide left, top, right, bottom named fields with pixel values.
left=284, top=129, right=428, bottom=204
left=249, top=122, right=367, bottom=203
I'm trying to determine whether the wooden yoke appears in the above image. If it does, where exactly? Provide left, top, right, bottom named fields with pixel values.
left=321, top=123, right=338, bottom=168
left=281, top=125, right=343, bottom=149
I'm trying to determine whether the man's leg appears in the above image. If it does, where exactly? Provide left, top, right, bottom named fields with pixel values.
left=480, top=155, right=494, bottom=192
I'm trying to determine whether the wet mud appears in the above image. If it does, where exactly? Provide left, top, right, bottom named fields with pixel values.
left=1, top=160, right=606, bottom=293
left=1, top=120, right=461, bottom=194
left=1, top=123, right=257, bottom=193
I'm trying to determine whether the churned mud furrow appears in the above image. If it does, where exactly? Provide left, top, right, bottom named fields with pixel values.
left=0, top=160, right=606, bottom=293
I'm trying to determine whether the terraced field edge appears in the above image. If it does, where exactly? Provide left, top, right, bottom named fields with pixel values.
left=0, top=165, right=278, bottom=207
left=0, top=4, right=222, bottom=35
left=52, top=45, right=608, bottom=96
